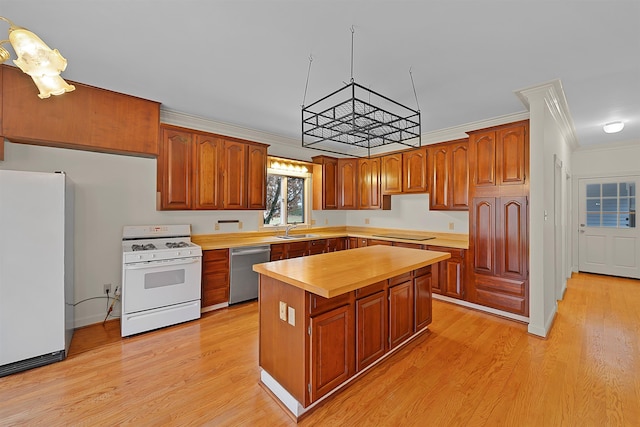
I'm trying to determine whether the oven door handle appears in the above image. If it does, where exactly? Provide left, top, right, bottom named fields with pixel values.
left=124, top=258, right=200, bottom=270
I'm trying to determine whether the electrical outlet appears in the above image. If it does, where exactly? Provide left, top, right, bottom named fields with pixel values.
left=103, top=284, right=112, bottom=294
left=324, top=218, right=329, bottom=225
left=364, top=218, right=370, bottom=225
left=311, top=219, right=316, bottom=225
left=449, top=222, right=455, bottom=230
left=238, top=221, right=243, bottom=230
left=215, top=223, right=220, bottom=231
left=287, top=307, right=296, bottom=326
left=279, top=301, right=287, bottom=321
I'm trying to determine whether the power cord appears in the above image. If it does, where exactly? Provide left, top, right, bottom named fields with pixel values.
left=103, top=286, right=120, bottom=324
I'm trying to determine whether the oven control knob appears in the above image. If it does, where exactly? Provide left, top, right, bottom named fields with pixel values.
left=176, top=251, right=181, bottom=256
left=137, top=255, right=142, bottom=259
left=151, top=254, right=155, bottom=258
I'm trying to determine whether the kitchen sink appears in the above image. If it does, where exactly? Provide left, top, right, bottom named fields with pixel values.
left=276, top=234, right=319, bottom=240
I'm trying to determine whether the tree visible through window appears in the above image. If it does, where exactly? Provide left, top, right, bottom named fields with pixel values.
left=264, top=174, right=306, bottom=226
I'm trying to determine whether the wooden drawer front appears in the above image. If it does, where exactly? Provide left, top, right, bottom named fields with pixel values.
left=308, top=239, right=327, bottom=255
left=427, top=246, right=465, bottom=258
left=473, top=275, right=528, bottom=316
left=414, top=265, right=431, bottom=278
left=326, top=238, right=346, bottom=252
left=203, top=249, right=229, bottom=272
left=392, top=242, right=424, bottom=249
left=270, top=244, right=285, bottom=261
left=355, top=280, right=386, bottom=299
left=309, top=292, right=352, bottom=316
left=388, top=271, right=412, bottom=287
left=285, top=241, right=309, bottom=258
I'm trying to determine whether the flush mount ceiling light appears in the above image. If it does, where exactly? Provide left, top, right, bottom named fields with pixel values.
left=603, top=121, right=624, bottom=134
left=301, top=27, right=421, bottom=158
left=0, top=16, right=75, bottom=99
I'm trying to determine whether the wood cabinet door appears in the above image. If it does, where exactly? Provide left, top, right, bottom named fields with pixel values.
left=430, top=145, right=449, bottom=209
left=193, top=135, right=223, bottom=210
left=222, top=140, right=248, bottom=209
left=312, top=156, right=339, bottom=210
left=201, top=249, right=230, bottom=307
left=471, top=197, right=497, bottom=276
left=337, top=158, right=358, bottom=209
left=497, top=196, right=528, bottom=280
left=497, top=123, right=528, bottom=186
left=357, top=157, right=381, bottom=209
left=442, top=256, right=464, bottom=299
left=247, top=144, right=267, bottom=209
left=402, top=147, right=428, bottom=193
left=310, top=305, right=354, bottom=402
left=160, top=128, right=192, bottom=209
left=326, top=238, right=346, bottom=252
left=388, top=280, right=414, bottom=349
left=285, top=241, right=309, bottom=258
left=356, top=291, right=387, bottom=371
left=381, top=153, right=403, bottom=194
left=469, top=131, right=496, bottom=188
left=449, top=141, right=469, bottom=210
left=308, top=239, right=327, bottom=255
left=414, top=273, right=432, bottom=331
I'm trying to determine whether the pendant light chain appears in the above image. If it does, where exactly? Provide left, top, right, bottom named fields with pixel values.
left=301, top=54, right=313, bottom=108
left=350, top=25, right=355, bottom=83
left=409, top=67, right=421, bottom=112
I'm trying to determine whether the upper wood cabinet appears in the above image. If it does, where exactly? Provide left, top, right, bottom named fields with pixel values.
left=358, top=157, right=390, bottom=210
left=337, top=158, right=358, bottom=210
left=381, top=153, right=403, bottom=194
left=312, top=156, right=339, bottom=210
left=157, top=124, right=268, bottom=210
left=247, top=144, right=267, bottom=210
left=428, top=139, right=469, bottom=211
left=0, top=64, right=160, bottom=158
left=468, top=120, right=529, bottom=191
left=193, top=134, right=224, bottom=210
left=402, top=147, right=428, bottom=193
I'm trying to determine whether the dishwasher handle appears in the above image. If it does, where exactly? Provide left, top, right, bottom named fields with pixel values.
left=231, top=247, right=271, bottom=256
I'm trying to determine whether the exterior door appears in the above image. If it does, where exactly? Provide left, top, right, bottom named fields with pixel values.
left=578, top=177, right=640, bottom=278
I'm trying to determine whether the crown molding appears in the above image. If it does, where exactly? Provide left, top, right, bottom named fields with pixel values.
left=515, top=79, right=578, bottom=149
left=573, top=138, right=640, bottom=153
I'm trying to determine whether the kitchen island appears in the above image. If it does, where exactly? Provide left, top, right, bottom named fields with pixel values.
left=253, top=245, right=450, bottom=420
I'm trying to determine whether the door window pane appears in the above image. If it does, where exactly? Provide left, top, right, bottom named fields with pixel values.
left=585, top=181, right=636, bottom=228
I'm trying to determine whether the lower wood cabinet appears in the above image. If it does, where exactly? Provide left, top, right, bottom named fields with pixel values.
left=427, top=246, right=466, bottom=300
left=259, top=266, right=435, bottom=409
left=388, top=279, right=414, bottom=349
left=414, top=271, right=433, bottom=331
left=310, top=304, right=354, bottom=401
left=201, top=249, right=230, bottom=308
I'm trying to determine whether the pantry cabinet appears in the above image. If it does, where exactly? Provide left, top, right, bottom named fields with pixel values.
left=467, top=120, right=529, bottom=316
left=157, top=124, right=268, bottom=210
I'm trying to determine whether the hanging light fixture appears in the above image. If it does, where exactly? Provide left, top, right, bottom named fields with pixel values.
left=301, top=27, right=421, bottom=158
left=0, top=16, right=75, bottom=99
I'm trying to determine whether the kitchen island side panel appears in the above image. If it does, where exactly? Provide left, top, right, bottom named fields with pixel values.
left=259, top=275, right=306, bottom=404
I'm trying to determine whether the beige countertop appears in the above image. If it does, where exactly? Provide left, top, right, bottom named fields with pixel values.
left=192, top=226, right=468, bottom=250
left=253, top=245, right=451, bottom=298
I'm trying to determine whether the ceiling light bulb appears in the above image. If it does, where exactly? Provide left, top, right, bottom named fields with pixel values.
left=603, top=121, right=624, bottom=134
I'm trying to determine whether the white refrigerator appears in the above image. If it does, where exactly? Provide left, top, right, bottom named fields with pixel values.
left=0, top=170, right=74, bottom=377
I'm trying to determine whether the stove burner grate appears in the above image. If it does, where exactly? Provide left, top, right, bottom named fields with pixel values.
left=132, top=243, right=157, bottom=251
left=166, top=241, right=190, bottom=248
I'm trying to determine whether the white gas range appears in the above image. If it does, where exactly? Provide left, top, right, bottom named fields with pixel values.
left=121, top=225, right=202, bottom=337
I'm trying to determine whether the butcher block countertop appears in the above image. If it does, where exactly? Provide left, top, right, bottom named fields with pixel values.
left=192, top=226, right=468, bottom=250
left=253, top=245, right=451, bottom=298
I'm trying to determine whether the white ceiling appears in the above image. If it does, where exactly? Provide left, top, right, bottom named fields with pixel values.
left=3, top=1, right=639, bottom=152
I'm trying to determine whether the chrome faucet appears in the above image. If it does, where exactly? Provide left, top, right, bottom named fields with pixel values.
left=285, top=223, right=297, bottom=237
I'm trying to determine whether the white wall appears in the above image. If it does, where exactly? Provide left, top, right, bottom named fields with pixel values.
left=570, top=142, right=640, bottom=271
left=0, top=141, right=271, bottom=327
left=346, top=193, right=469, bottom=233
left=519, top=81, right=574, bottom=337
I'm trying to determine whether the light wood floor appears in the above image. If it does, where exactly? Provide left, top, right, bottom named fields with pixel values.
left=1, top=272, right=638, bottom=426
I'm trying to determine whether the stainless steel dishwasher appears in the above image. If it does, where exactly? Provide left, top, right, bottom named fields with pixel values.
left=229, top=245, right=271, bottom=304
